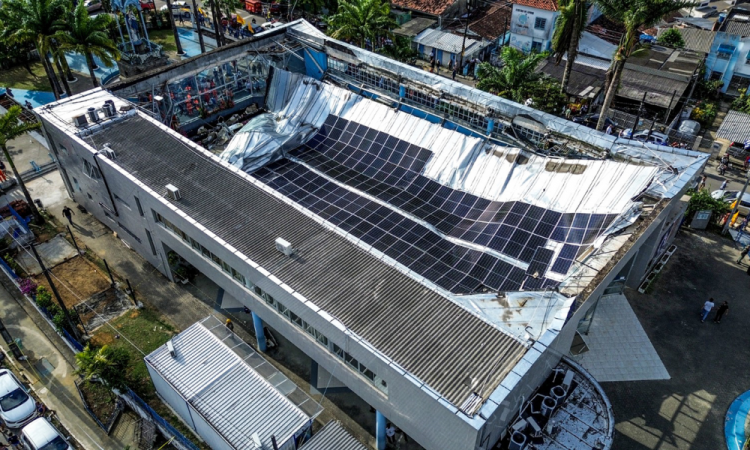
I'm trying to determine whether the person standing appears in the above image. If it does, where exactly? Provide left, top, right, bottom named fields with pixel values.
left=720, top=179, right=728, bottom=190
left=697, top=174, right=707, bottom=191
left=606, top=124, right=614, bottom=135
left=62, top=206, right=75, bottom=225
left=225, top=318, right=234, bottom=331
left=385, top=423, right=396, bottom=444
left=436, top=59, right=441, bottom=73
left=738, top=244, right=750, bottom=264
left=713, top=301, right=729, bottom=323
left=452, top=67, right=457, bottom=80
left=700, top=298, right=715, bottom=323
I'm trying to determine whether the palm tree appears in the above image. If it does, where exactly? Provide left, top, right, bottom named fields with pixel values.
left=0, top=0, right=69, bottom=100
left=378, top=36, right=417, bottom=62
left=593, top=0, right=696, bottom=130
left=551, top=0, right=587, bottom=94
left=55, top=2, right=120, bottom=88
left=0, top=106, right=43, bottom=225
left=327, top=0, right=395, bottom=49
left=75, top=344, right=131, bottom=390
left=164, top=0, right=186, bottom=55
left=476, top=46, right=548, bottom=103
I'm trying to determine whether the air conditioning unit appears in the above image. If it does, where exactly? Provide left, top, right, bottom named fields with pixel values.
left=102, top=101, right=117, bottom=118
left=166, top=184, right=181, bottom=201
left=275, top=237, right=294, bottom=257
left=87, top=107, right=100, bottom=123
left=101, top=145, right=116, bottom=160
left=73, top=115, right=88, bottom=128
left=166, top=340, right=176, bottom=358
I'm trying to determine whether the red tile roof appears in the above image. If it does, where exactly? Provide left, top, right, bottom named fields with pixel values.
left=512, top=0, right=557, bottom=12
left=391, top=0, right=457, bottom=16
left=470, top=3, right=513, bottom=40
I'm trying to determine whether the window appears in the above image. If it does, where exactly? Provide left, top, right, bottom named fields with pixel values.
left=534, top=17, right=547, bottom=30
left=117, top=222, right=141, bottom=243
left=82, top=159, right=101, bottom=179
left=718, top=44, right=735, bottom=60
left=146, top=229, right=157, bottom=255
left=531, top=41, right=543, bottom=52
left=72, top=177, right=81, bottom=192
left=134, top=197, right=144, bottom=216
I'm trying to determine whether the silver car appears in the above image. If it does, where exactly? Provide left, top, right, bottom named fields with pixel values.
left=0, top=369, right=37, bottom=428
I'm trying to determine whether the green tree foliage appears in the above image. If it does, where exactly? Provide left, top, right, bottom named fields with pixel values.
left=377, top=36, right=416, bottom=62
left=656, top=28, right=685, bottom=48
left=0, top=0, right=71, bottom=99
left=35, top=286, right=54, bottom=309
left=327, top=0, right=395, bottom=48
left=76, top=345, right=131, bottom=390
left=551, top=0, right=586, bottom=94
left=686, top=188, right=730, bottom=219
left=55, top=1, right=120, bottom=88
left=592, top=0, right=697, bottom=130
left=690, top=101, right=717, bottom=127
left=0, top=106, right=43, bottom=224
left=731, top=88, right=750, bottom=113
left=475, top=47, right=565, bottom=113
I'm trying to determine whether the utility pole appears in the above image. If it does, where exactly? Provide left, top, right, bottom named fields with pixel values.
left=631, top=91, right=647, bottom=136
left=723, top=170, right=750, bottom=235
left=191, top=0, right=206, bottom=53
left=30, top=245, right=82, bottom=342
left=459, top=0, right=471, bottom=70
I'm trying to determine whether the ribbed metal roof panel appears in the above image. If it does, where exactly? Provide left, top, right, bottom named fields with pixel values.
left=145, top=318, right=310, bottom=449
left=300, top=422, right=367, bottom=450
left=93, top=116, right=527, bottom=412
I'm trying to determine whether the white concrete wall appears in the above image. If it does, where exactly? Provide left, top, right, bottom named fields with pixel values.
left=509, top=5, right=558, bottom=52
left=146, top=363, right=197, bottom=432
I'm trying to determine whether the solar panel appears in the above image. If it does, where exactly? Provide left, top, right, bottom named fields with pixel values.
left=251, top=116, right=619, bottom=293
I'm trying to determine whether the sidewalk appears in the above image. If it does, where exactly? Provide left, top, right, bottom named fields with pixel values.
left=0, top=276, right=127, bottom=449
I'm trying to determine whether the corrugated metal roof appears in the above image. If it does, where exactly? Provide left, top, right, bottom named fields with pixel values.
left=393, top=17, right=437, bottom=38
left=91, top=115, right=527, bottom=415
left=145, top=317, right=315, bottom=449
left=717, top=110, right=750, bottom=142
left=725, top=20, right=750, bottom=36
left=300, top=422, right=367, bottom=450
left=672, top=28, right=716, bottom=53
left=414, top=28, right=480, bottom=54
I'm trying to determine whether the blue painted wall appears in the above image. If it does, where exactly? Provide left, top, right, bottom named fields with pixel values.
left=304, top=49, right=328, bottom=80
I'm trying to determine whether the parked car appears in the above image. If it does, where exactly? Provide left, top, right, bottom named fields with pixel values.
left=0, top=369, right=37, bottom=428
left=711, top=190, right=750, bottom=216
left=619, top=128, right=669, bottom=145
left=572, top=113, right=615, bottom=129
left=160, top=1, right=191, bottom=19
left=139, top=0, right=155, bottom=10
left=20, top=417, right=72, bottom=450
left=677, top=119, right=701, bottom=136
left=261, top=20, right=282, bottom=29
left=84, top=0, right=102, bottom=12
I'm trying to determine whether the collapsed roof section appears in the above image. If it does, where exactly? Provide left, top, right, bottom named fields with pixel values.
left=221, top=70, right=661, bottom=301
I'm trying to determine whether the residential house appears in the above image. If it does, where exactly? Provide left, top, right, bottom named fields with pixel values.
left=413, top=28, right=490, bottom=65
left=705, top=5, right=750, bottom=94
left=393, top=17, right=438, bottom=40
left=391, top=0, right=465, bottom=27
left=509, top=0, right=559, bottom=52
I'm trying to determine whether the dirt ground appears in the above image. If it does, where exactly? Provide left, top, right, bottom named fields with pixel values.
left=78, top=380, right=117, bottom=425
left=76, top=287, right=134, bottom=331
left=34, top=257, right=111, bottom=308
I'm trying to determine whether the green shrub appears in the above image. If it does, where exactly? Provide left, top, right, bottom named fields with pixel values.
left=657, top=29, right=685, bottom=48
left=35, top=286, right=54, bottom=309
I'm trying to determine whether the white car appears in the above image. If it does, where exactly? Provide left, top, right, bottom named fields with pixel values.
left=619, top=128, right=669, bottom=145
left=261, top=21, right=282, bottom=30
left=711, top=190, right=750, bottom=216
left=160, top=1, right=191, bottom=19
left=20, top=417, right=72, bottom=450
left=0, top=369, right=36, bottom=428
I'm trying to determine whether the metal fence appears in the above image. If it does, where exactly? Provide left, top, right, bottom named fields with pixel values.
left=609, top=109, right=702, bottom=148
left=123, top=388, right=201, bottom=450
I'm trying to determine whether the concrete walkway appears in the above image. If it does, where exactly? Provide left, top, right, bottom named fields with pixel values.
left=0, top=277, right=126, bottom=449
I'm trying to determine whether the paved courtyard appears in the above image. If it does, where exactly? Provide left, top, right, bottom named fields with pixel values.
left=605, top=229, right=750, bottom=450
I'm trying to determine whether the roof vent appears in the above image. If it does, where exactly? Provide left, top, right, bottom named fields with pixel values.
left=251, top=433, right=262, bottom=449
left=166, top=184, right=181, bottom=201
left=101, top=144, right=116, bottom=160
left=73, top=115, right=88, bottom=128
left=166, top=340, right=176, bottom=358
left=102, top=101, right=117, bottom=118
left=275, top=237, right=295, bottom=257
left=87, top=107, right=100, bottom=123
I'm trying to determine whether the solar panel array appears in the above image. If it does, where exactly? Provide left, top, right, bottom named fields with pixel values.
left=253, top=115, right=619, bottom=294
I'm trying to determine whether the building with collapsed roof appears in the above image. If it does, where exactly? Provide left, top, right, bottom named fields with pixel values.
left=36, top=20, right=707, bottom=450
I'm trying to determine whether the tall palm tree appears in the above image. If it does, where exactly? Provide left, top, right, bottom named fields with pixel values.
left=476, top=46, right=547, bottom=102
left=0, top=0, right=69, bottom=100
left=327, top=0, right=395, bottom=49
left=593, top=0, right=696, bottom=130
left=551, top=0, right=587, bottom=95
left=0, top=106, right=43, bottom=225
left=55, top=2, right=120, bottom=87
left=164, top=0, right=185, bottom=55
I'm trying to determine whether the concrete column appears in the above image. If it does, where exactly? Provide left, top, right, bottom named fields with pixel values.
left=376, top=410, right=386, bottom=450
left=487, top=118, right=495, bottom=135
left=251, top=311, right=267, bottom=352
left=399, top=85, right=406, bottom=98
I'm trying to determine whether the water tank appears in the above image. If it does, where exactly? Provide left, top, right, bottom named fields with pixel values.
left=551, top=385, right=567, bottom=403
left=541, top=396, right=557, bottom=418
left=87, top=107, right=99, bottom=123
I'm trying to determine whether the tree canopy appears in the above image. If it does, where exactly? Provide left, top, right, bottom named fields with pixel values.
left=327, top=0, right=395, bottom=48
left=656, top=28, right=685, bottom=48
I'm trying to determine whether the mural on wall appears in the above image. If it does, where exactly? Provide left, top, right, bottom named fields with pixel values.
left=512, top=8, right=535, bottom=36
left=510, top=35, right=532, bottom=52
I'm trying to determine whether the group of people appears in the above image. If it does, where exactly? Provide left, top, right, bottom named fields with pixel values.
left=700, top=298, right=729, bottom=323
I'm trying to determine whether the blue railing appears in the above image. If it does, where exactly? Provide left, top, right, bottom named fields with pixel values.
left=125, top=389, right=200, bottom=450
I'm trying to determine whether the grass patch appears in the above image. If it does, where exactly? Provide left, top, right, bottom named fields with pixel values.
left=0, top=62, right=52, bottom=91
left=148, top=29, right=178, bottom=54
left=90, top=307, right=174, bottom=390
